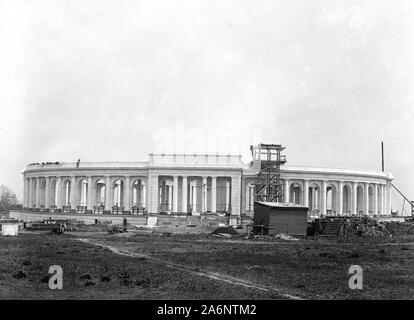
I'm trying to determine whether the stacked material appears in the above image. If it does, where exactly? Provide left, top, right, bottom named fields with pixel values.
left=26, top=219, right=77, bottom=231
left=26, top=222, right=65, bottom=231
left=382, top=221, right=414, bottom=235
left=309, top=216, right=414, bottom=237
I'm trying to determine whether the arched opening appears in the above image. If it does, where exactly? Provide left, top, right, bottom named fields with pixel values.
left=94, top=179, right=106, bottom=214
left=377, top=186, right=383, bottom=215
left=49, top=179, right=57, bottom=212
left=368, top=185, right=374, bottom=214
left=342, top=184, right=352, bottom=215
left=62, top=179, right=71, bottom=212
left=30, top=179, right=36, bottom=209
left=245, top=183, right=255, bottom=213
left=159, top=178, right=174, bottom=213
left=326, top=184, right=338, bottom=215
left=132, top=180, right=145, bottom=214
left=308, top=183, right=320, bottom=216
left=289, top=182, right=301, bottom=204
left=216, top=178, right=231, bottom=215
left=113, top=179, right=124, bottom=214
left=356, top=185, right=364, bottom=216
left=39, top=178, right=46, bottom=209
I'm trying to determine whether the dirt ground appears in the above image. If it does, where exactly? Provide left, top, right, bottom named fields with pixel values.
left=1, top=230, right=413, bottom=299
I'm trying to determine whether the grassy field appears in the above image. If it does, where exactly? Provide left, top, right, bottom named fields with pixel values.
left=1, top=230, right=413, bottom=299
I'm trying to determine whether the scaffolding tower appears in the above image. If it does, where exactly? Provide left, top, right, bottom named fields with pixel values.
left=250, top=143, right=287, bottom=203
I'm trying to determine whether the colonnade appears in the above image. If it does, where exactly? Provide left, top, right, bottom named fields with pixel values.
left=23, top=176, right=147, bottom=214
left=22, top=174, right=242, bottom=215
left=153, top=175, right=239, bottom=215
left=277, top=179, right=391, bottom=216
left=22, top=173, right=391, bottom=216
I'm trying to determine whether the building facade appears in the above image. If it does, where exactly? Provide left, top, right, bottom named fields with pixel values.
left=21, top=153, right=393, bottom=217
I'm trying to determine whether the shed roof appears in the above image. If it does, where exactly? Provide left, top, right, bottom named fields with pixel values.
left=255, top=201, right=308, bottom=209
left=0, top=219, right=19, bottom=224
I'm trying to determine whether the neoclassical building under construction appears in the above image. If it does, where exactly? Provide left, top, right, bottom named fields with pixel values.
left=20, top=145, right=394, bottom=218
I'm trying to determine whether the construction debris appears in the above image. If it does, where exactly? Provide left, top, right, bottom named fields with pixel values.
left=274, top=233, right=299, bottom=241
left=108, top=226, right=127, bottom=234
left=12, top=270, right=27, bottom=279
left=210, top=226, right=239, bottom=237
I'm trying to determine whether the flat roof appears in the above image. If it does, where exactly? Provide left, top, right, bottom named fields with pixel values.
left=255, top=201, right=309, bottom=209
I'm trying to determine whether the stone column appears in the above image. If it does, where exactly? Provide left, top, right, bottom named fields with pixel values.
left=310, top=187, right=315, bottom=210
left=56, top=177, right=62, bottom=208
left=182, top=176, right=188, bottom=213
left=35, top=177, right=40, bottom=208
left=382, top=184, right=386, bottom=215
left=364, top=183, right=369, bottom=215
left=105, top=176, right=111, bottom=211
left=173, top=175, right=178, bottom=213
left=167, top=183, right=173, bottom=211
left=23, top=178, right=27, bottom=208
left=70, top=176, right=76, bottom=209
left=338, top=181, right=343, bottom=215
left=321, top=180, right=327, bottom=216
left=211, top=176, right=216, bottom=213
left=45, top=177, right=50, bottom=209
left=374, top=184, right=378, bottom=215
left=230, top=176, right=241, bottom=216
left=245, top=183, right=251, bottom=212
left=27, top=178, right=33, bottom=208
left=201, top=177, right=207, bottom=213
left=386, top=182, right=391, bottom=215
left=303, top=180, right=309, bottom=208
left=141, top=180, right=147, bottom=209
left=225, top=181, right=230, bottom=212
left=125, top=176, right=131, bottom=212
left=148, top=174, right=159, bottom=214
left=192, top=182, right=197, bottom=212
left=284, top=179, right=290, bottom=203
left=352, top=182, right=357, bottom=215
left=87, top=176, right=93, bottom=211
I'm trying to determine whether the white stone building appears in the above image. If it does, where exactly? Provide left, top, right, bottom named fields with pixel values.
left=20, top=152, right=393, bottom=217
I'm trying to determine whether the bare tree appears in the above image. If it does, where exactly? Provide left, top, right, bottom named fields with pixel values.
left=0, top=185, right=20, bottom=213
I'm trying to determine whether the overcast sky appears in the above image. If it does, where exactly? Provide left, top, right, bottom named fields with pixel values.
left=0, top=0, right=413, bottom=211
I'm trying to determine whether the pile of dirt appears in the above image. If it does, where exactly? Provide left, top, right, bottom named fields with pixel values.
left=210, top=226, right=239, bottom=237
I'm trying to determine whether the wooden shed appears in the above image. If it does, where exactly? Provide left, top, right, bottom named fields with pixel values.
left=253, top=202, right=308, bottom=236
left=1, top=220, right=20, bottom=236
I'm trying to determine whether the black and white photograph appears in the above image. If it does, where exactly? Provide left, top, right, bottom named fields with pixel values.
left=0, top=0, right=413, bottom=309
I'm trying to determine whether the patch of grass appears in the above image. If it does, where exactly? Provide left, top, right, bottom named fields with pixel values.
left=1, top=232, right=413, bottom=299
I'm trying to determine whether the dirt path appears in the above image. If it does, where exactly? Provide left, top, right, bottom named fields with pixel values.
left=77, top=238, right=304, bottom=300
